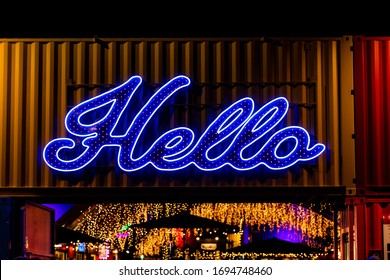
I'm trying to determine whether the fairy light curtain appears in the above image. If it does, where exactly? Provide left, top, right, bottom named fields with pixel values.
left=71, top=202, right=333, bottom=255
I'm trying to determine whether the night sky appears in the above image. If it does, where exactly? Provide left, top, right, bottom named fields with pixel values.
left=0, top=3, right=385, bottom=38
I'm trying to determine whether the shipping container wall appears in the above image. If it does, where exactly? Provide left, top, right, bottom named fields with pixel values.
left=354, top=36, right=390, bottom=189
left=0, top=37, right=354, bottom=188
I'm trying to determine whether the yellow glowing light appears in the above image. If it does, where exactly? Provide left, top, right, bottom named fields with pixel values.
left=70, top=202, right=335, bottom=257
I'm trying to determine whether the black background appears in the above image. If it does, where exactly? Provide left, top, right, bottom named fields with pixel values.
left=0, top=2, right=385, bottom=38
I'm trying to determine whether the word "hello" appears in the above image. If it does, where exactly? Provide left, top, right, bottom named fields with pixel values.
left=43, top=75, right=326, bottom=172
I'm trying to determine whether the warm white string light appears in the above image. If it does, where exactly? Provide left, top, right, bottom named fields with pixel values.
left=70, top=202, right=334, bottom=258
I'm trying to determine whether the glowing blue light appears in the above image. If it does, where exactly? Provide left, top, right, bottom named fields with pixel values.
left=43, top=75, right=326, bottom=173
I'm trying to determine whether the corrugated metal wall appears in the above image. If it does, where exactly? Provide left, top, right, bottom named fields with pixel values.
left=0, top=37, right=353, bottom=188
left=354, top=36, right=390, bottom=188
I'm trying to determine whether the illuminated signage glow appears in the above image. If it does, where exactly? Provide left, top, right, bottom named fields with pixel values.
left=43, top=75, right=326, bottom=173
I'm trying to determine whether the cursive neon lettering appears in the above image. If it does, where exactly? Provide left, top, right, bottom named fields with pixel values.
left=43, top=75, right=326, bottom=172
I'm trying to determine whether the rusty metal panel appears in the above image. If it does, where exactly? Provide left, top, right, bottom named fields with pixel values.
left=354, top=36, right=390, bottom=188
left=0, top=37, right=352, bottom=189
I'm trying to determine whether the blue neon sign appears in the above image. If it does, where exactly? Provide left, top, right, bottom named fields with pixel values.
left=43, top=75, right=326, bottom=173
